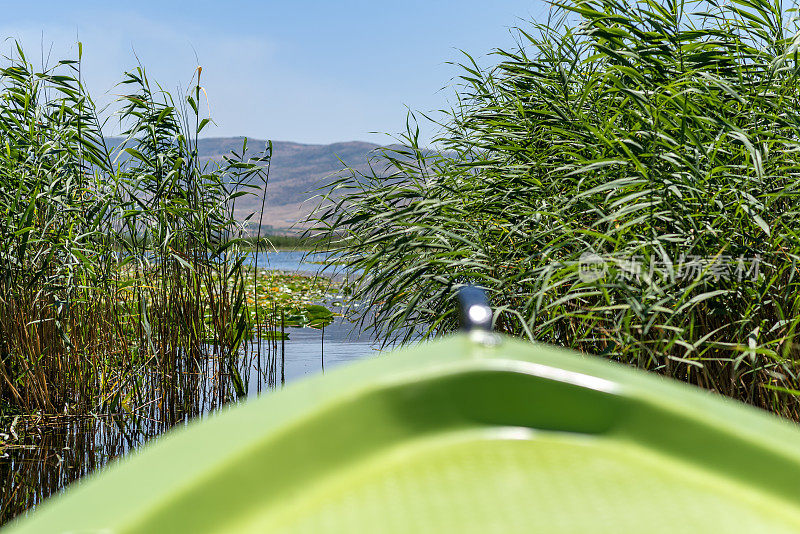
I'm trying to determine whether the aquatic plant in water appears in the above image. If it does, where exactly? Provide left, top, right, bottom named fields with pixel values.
left=0, top=42, right=274, bottom=416
left=313, top=0, right=800, bottom=419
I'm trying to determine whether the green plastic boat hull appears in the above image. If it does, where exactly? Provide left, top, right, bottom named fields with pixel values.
left=8, top=335, right=800, bottom=533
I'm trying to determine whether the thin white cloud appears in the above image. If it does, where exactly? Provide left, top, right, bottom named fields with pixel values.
left=0, top=7, right=462, bottom=145
left=0, top=13, right=281, bottom=137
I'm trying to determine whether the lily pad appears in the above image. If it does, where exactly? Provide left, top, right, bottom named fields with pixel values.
left=256, top=330, right=290, bottom=340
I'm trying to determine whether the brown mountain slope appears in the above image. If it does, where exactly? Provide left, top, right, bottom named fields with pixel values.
left=108, top=136, right=384, bottom=233
left=197, top=137, right=382, bottom=232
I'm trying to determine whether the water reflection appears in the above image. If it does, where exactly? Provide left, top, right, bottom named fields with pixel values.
left=2, top=415, right=135, bottom=523
left=1, top=302, right=380, bottom=526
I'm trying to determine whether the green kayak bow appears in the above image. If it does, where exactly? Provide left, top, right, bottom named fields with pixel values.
left=8, top=332, right=800, bottom=533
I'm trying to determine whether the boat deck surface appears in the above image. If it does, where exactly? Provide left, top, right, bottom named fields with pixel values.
left=256, top=431, right=800, bottom=533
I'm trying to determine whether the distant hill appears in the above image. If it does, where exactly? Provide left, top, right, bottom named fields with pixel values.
left=109, top=137, right=384, bottom=233
left=197, top=138, right=381, bottom=232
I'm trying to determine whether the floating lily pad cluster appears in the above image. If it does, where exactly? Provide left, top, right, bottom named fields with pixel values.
left=244, top=270, right=340, bottom=334
left=116, top=268, right=341, bottom=343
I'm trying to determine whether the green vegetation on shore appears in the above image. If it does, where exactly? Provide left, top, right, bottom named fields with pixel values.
left=241, top=233, right=345, bottom=251
left=0, top=44, right=340, bottom=417
left=314, top=0, right=800, bottom=419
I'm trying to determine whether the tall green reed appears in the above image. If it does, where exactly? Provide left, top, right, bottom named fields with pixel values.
left=0, top=43, right=270, bottom=415
left=313, top=0, right=800, bottom=419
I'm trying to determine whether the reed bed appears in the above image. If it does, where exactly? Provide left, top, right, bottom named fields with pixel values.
left=0, top=266, right=338, bottom=524
left=0, top=43, right=272, bottom=416
left=313, top=0, right=800, bottom=419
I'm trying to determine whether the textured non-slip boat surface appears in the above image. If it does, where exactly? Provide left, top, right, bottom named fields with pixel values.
left=258, top=435, right=800, bottom=534
left=8, top=336, right=800, bottom=533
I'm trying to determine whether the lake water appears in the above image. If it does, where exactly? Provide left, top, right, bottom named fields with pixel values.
left=0, top=250, right=380, bottom=525
left=242, top=248, right=378, bottom=381
left=245, top=249, right=330, bottom=273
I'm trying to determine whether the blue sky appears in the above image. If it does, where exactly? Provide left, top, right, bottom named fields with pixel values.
left=1, top=1, right=548, bottom=144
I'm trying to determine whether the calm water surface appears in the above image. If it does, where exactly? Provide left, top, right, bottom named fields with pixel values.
left=246, top=249, right=330, bottom=273
left=0, top=250, right=378, bottom=525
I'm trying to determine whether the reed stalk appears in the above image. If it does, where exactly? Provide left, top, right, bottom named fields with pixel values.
left=313, top=0, right=800, bottom=419
left=0, top=44, right=271, bottom=416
